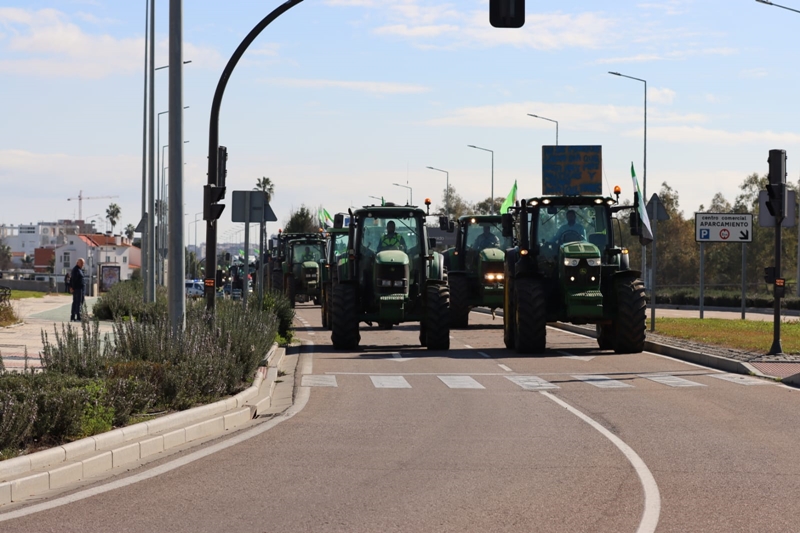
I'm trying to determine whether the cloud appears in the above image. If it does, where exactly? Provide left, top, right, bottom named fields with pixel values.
left=425, top=101, right=706, bottom=130
left=739, top=68, right=767, bottom=79
left=647, top=126, right=800, bottom=145
left=648, top=87, right=676, bottom=104
left=262, top=78, right=431, bottom=94
left=597, top=47, right=735, bottom=65
left=636, top=1, right=691, bottom=16
left=0, top=8, right=221, bottom=78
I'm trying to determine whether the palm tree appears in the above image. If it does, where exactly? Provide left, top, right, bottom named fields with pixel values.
left=124, top=223, right=135, bottom=241
left=106, top=203, right=121, bottom=234
left=254, top=177, right=275, bottom=203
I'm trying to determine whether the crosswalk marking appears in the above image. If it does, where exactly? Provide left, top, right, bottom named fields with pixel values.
left=640, top=374, right=705, bottom=388
left=438, top=376, right=485, bottom=389
left=302, top=375, right=338, bottom=387
left=572, top=375, right=633, bottom=389
left=506, top=375, right=559, bottom=391
left=707, top=373, right=769, bottom=386
left=370, top=376, right=412, bottom=388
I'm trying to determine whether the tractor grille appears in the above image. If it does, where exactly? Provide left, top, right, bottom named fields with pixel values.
left=376, top=264, right=409, bottom=295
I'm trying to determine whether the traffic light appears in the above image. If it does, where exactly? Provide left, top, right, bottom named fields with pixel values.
left=489, top=0, right=525, bottom=28
left=204, top=184, right=226, bottom=220
left=766, top=149, right=787, bottom=218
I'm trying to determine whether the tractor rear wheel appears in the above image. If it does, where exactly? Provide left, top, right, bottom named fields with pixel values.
left=271, top=269, right=283, bottom=293
left=324, top=284, right=334, bottom=330
left=331, top=283, right=360, bottom=349
left=448, top=275, right=470, bottom=328
left=596, top=324, right=614, bottom=350
left=503, top=262, right=515, bottom=350
left=285, top=275, right=296, bottom=308
left=613, top=277, right=646, bottom=353
left=514, top=278, right=546, bottom=355
left=321, top=285, right=329, bottom=329
left=424, top=284, right=450, bottom=350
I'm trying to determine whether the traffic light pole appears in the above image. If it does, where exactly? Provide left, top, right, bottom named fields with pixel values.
left=770, top=212, right=783, bottom=355
left=766, top=149, right=787, bottom=355
left=204, top=0, right=305, bottom=313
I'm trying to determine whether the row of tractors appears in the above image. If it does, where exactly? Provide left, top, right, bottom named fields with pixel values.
left=269, top=188, right=647, bottom=355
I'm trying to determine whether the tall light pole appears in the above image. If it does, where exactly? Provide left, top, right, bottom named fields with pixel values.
left=140, top=0, right=150, bottom=304
left=527, top=113, right=558, bottom=145
left=392, top=183, right=412, bottom=205
left=427, top=166, right=450, bottom=218
left=468, top=145, right=494, bottom=214
left=609, top=70, right=647, bottom=283
left=755, top=0, right=800, bottom=296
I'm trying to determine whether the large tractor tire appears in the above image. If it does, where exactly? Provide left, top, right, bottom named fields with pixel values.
left=331, top=283, right=360, bottom=349
left=613, top=277, right=646, bottom=353
left=424, top=284, right=451, bottom=350
left=271, top=269, right=283, bottom=293
left=514, top=278, right=547, bottom=355
left=448, top=275, right=470, bottom=328
left=503, top=262, right=515, bottom=350
left=321, top=285, right=329, bottom=329
left=285, top=275, right=296, bottom=308
left=596, top=324, right=614, bottom=350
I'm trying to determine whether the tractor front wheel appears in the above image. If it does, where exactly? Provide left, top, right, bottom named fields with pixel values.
left=321, top=285, right=329, bottom=329
left=613, top=277, right=646, bottom=353
left=503, top=262, right=515, bottom=350
left=331, top=283, right=360, bottom=349
left=514, top=278, right=546, bottom=355
left=596, top=324, right=614, bottom=350
left=448, top=275, right=470, bottom=328
left=285, top=275, right=296, bottom=308
left=424, top=284, right=450, bottom=350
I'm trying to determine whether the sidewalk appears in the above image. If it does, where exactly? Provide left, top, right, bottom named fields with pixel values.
left=0, top=295, right=114, bottom=371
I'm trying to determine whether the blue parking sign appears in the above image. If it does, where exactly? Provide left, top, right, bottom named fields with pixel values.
left=699, top=229, right=710, bottom=240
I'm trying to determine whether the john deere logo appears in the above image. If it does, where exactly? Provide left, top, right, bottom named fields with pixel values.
left=580, top=268, right=587, bottom=275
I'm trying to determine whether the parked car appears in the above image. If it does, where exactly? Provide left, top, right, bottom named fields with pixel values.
left=185, top=280, right=204, bottom=298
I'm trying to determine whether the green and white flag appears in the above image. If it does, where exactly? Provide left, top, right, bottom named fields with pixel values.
left=318, top=207, right=334, bottom=228
left=630, top=163, right=653, bottom=246
left=500, top=180, right=517, bottom=214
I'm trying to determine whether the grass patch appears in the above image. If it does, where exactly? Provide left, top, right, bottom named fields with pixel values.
left=649, top=317, right=800, bottom=354
left=10, top=290, right=46, bottom=300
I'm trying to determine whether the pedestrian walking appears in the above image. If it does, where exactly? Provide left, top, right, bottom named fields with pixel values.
left=70, top=258, right=85, bottom=321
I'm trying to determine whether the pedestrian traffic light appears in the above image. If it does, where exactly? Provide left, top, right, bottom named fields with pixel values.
left=490, top=0, right=525, bottom=28
left=765, top=149, right=788, bottom=218
left=204, top=184, right=226, bottom=220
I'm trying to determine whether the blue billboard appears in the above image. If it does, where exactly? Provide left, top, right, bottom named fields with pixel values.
left=542, top=145, right=602, bottom=195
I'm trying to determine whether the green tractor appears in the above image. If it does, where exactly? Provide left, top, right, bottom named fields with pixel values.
left=266, top=231, right=319, bottom=295
left=441, top=215, right=511, bottom=327
left=320, top=225, right=350, bottom=330
left=331, top=205, right=450, bottom=350
left=501, top=193, right=647, bottom=354
left=282, top=235, right=326, bottom=307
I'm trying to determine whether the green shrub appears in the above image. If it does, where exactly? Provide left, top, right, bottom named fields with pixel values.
left=0, top=382, right=37, bottom=455
left=107, top=361, right=161, bottom=426
left=40, top=320, right=116, bottom=379
left=92, top=280, right=168, bottom=321
left=261, top=289, right=294, bottom=337
left=79, top=381, right=114, bottom=436
left=30, top=373, right=90, bottom=442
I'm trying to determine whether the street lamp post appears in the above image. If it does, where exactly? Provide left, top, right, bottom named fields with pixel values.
left=609, top=70, right=647, bottom=284
left=467, top=145, right=494, bottom=214
left=527, top=113, right=558, bottom=145
left=392, top=183, right=412, bottom=205
left=426, top=166, right=450, bottom=218
left=756, top=0, right=800, bottom=13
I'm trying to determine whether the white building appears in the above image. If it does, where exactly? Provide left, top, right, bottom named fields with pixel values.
left=0, top=220, right=96, bottom=266
left=54, top=234, right=141, bottom=291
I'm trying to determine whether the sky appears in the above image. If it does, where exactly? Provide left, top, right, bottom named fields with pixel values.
left=1, top=0, right=799, bottom=247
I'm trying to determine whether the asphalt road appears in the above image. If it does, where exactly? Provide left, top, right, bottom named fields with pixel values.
left=2, top=304, right=800, bottom=532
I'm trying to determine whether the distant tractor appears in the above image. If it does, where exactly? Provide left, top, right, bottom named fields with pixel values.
left=331, top=204, right=450, bottom=350
left=282, top=236, right=326, bottom=307
left=441, top=215, right=511, bottom=327
left=321, top=224, right=349, bottom=330
left=502, top=192, right=647, bottom=354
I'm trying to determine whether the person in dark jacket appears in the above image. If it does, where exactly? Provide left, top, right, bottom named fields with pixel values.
left=70, top=258, right=85, bottom=321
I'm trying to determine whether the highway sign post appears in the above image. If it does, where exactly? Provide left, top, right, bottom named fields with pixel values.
left=695, top=213, right=754, bottom=319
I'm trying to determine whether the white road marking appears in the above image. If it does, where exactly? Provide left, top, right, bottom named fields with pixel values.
left=390, top=352, right=412, bottom=362
left=478, top=351, right=491, bottom=358
left=370, top=376, right=412, bottom=388
left=302, top=375, right=338, bottom=387
left=640, top=374, right=705, bottom=388
left=506, top=375, right=559, bottom=391
left=708, top=373, right=771, bottom=386
left=572, top=374, right=633, bottom=389
left=541, top=392, right=661, bottom=533
left=463, top=344, right=474, bottom=349
left=498, top=364, right=513, bottom=372
left=438, top=376, right=485, bottom=389
left=307, top=332, right=316, bottom=336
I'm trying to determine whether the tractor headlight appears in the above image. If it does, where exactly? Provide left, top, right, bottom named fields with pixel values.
left=586, top=258, right=601, bottom=267
left=378, top=279, right=392, bottom=287
left=393, top=280, right=405, bottom=287
left=564, top=258, right=580, bottom=267
left=485, top=273, right=504, bottom=281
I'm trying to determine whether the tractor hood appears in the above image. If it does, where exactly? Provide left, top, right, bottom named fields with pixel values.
left=479, top=248, right=505, bottom=262
left=375, top=250, right=409, bottom=266
left=302, top=261, right=319, bottom=270
left=560, top=242, right=601, bottom=259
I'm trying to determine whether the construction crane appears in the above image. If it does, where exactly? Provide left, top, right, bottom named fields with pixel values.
left=67, top=190, right=120, bottom=222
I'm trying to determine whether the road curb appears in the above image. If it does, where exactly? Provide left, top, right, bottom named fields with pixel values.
left=0, top=342, right=287, bottom=506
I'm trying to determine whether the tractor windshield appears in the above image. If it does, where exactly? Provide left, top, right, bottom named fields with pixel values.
left=359, top=212, right=421, bottom=256
left=536, top=204, right=610, bottom=251
left=465, top=221, right=512, bottom=252
left=292, top=242, right=324, bottom=263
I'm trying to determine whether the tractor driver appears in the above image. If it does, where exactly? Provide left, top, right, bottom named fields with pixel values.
left=472, top=225, right=501, bottom=251
left=378, top=221, right=406, bottom=251
left=554, top=208, right=587, bottom=243
left=301, top=246, right=315, bottom=262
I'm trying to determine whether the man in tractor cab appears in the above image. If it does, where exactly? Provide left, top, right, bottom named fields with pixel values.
left=301, top=246, right=315, bottom=262
left=472, top=224, right=501, bottom=251
left=378, top=221, right=407, bottom=251
left=554, top=207, right=587, bottom=243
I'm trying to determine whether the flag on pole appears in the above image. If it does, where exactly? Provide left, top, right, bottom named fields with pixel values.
left=318, top=207, right=334, bottom=228
left=630, top=163, right=653, bottom=246
left=499, top=180, right=517, bottom=214
left=381, top=196, right=386, bottom=206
